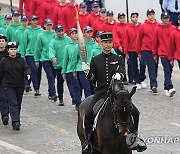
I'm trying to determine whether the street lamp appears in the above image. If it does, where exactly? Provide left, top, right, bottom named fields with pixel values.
left=9, top=0, right=13, bottom=12
left=126, top=0, right=129, bottom=22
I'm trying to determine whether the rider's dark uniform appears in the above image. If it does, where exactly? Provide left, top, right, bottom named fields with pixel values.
left=82, top=33, right=146, bottom=153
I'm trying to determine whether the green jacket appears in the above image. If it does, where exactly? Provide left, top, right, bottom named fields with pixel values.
left=0, top=24, right=7, bottom=36
left=49, top=34, right=71, bottom=69
left=90, top=45, right=117, bottom=62
left=35, top=30, right=56, bottom=62
left=6, top=21, right=21, bottom=42
left=0, top=15, right=5, bottom=28
left=74, top=38, right=98, bottom=72
left=85, top=38, right=98, bottom=63
left=14, top=26, right=28, bottom=57
left=23, top=26, right=43, bottom=57
left=62, top=40, right=78, bottom=74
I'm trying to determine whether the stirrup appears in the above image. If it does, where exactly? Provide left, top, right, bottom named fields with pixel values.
left=82, top=140, right=93, bottom=154
left=136, top=138, right=147, bottom=152
left=126, top=133, right=147, bottom=152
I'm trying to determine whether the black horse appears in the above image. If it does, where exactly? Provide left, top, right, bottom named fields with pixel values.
left=77, top=80, right=137, bottom=154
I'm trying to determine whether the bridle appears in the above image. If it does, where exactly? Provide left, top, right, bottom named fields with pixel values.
left=109, top=80, right=133, bottom=128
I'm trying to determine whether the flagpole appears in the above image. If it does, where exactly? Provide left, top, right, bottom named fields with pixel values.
left=126, top=0, right=129, bottom=22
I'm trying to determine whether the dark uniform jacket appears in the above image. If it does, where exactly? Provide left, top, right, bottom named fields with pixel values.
left=0, top=48, right=8, bottom=61
left=0, top=53, right=31, bottom=87
left=87, top=52, right=125, bottom=99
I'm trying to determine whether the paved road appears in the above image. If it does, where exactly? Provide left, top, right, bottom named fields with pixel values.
left=0, top=1, right=180, bottom=154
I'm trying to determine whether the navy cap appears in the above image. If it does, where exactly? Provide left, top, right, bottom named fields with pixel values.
left=118, top=12, right=125, bottom=19
left=92, top=2, right=99, bottom=8
left=96, top=31, right=103, bottom=37
left=100, top=8, right=106, bottom=13
left=6, top=42, right=18, bottom=48
left=107, top=10, right=114, bottom=16
left=55, top=24, right=64, bottom=31
left=84, top=26, right=93, bottom=33
left=147, top=8, right=155, bottom=16
left=178, top=15, right=180, bottom=20
left=0, top=34, right=7, bottom=41
left=100, top=32, right=113, bottom=41
left=21, top=15, right=28, bottom=21
left=130, top=12, right=139, bottom=17
left=30, top=15, right=38, bottom=21
left=69, top=28, right=77, bottom=34
left=5, top=14, right=12, bottom=20
left=161, top=11, right=170, bottom=19
left=12, top=10, right=20, bottom=16
left=44, top=19, right=53, bottom=25
left=80, top=2, right=87, bottom=8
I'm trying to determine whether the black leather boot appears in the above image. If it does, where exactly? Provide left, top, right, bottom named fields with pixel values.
left=136, top=138, right=147, bottom=152
left=82, top=119, right=93, bottom=154
left=126, top=132, right=147, bottom=152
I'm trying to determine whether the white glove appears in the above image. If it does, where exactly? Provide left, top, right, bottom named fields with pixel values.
left=112, top=73, right=124, bottom=80
left=82, top=62, right=89, bottom=75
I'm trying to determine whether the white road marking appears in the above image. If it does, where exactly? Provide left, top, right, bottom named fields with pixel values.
left=170, top=123, right=180, bottom=128
left=0, top=140, right=37, bottom=154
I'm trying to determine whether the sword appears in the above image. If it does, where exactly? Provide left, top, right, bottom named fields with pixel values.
left=75, top=6, right=87, bottom=63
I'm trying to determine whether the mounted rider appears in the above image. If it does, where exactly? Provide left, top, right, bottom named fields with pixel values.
left=81, top=32, right=147, bottom=153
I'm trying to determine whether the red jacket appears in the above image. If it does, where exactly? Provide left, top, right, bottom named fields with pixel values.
left=124, top=23, right=141, bottom=56
left=53, top=2, right=67, bottom=28
left=40, top=0, right=58, bottom=27
left=73, top=12, right=89, bottom=30
left=92, top=17, right=105, bottom=38
left=113, top=22, right=129, bottom=49
left=87, top=11, right=100, bottom=27
left=62, top=3, right=79, bottom=35
left=153, top=22, right=175, bottom=58
left=102, top=19, right=116, bottom=33
left=30, top=0, right=45, bottom=25
left=168, top=27, right=180, bottom=61
left=19, top=0, right=31, bottom=17
left=137, top=20, right=159, bottom=54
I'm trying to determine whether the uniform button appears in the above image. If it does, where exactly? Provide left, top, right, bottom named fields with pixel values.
left=106, top=61, right=108, bottom=63
left=106, top=58, right=108, bottom=60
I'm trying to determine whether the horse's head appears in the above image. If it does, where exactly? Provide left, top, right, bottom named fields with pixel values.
left=109, top=79, right=136, bottom=134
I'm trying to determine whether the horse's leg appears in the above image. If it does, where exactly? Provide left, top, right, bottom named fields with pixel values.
left=77, top=111, right=86, bottom=145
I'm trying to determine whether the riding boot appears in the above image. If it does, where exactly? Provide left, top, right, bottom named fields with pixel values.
left=126, top=132, right=147, bottom=152
left=82, top=119, right=93, bottom=154
left=132, top=118, right=147, bottom=152
left=133, top=117, right=139, bottom=132
left=135, top=135, right=147, bottom=152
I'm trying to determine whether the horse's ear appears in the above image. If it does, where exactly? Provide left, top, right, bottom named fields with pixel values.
left=129, top=86, right=137, bottom=98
